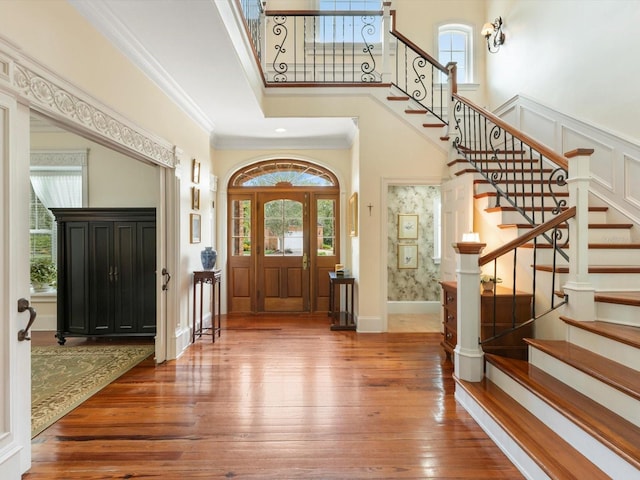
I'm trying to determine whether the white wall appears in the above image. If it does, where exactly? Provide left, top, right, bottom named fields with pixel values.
left=485, top=0, right=640, bottom=144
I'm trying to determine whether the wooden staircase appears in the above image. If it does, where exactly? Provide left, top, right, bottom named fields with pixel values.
left=448, top=154, right=640, bottom=478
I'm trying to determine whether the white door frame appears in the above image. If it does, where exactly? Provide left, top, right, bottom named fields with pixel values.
left=0, top=38, right=181, bottom=476
left=0, top=90, right=32, bottom=479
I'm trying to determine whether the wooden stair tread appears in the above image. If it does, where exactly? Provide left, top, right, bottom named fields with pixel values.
left=422, top=123, right=445, bottom=128
left=386, top=95, right=409, bottom=101
left=485, top=354, right=640, bottom=470
left=535, top=265, right=640, bottom=274
left=404, top=109, right=427, bottom=114
left=561, top=317, right=640, bottom=348
left=524, top=339, right=640, bottom=401
left=456, top=376, right=610, bottom=479
left=593, top=291, right=640, bottom=307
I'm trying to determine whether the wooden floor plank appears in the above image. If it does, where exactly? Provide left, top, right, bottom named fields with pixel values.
left=25, top=315, right=523, bottom=479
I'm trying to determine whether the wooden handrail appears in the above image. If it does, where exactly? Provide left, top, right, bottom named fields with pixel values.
left=479, top=206, right=576, bottom=265
left=390, top=30, right=449, bottom=74
left=453, top=93, right=569, bottom=172
left=266, top=10, right=383, bottom=17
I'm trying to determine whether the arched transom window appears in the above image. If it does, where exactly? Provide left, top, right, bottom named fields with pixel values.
left=230, top=160, right=338, bottom=188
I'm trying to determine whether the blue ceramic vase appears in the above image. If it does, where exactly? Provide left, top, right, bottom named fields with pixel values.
left=200, top=247, right=217, bottom=270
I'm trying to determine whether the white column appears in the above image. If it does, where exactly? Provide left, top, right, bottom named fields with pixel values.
left=453, top=241, right=485, bottom=382
left=563, top=149, right=595, bottom=321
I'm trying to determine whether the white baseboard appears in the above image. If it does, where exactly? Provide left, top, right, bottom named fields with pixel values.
left=356, top=315, right=384, bottom=332
left=387, top=301, right=440, bottom=315
left=32, top=314, right=56, bottom=331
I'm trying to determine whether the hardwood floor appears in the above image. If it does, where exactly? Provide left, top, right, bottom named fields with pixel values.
left=25, top=315, right=523, bottom=479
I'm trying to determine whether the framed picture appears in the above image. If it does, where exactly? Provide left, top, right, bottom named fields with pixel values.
left=398, top=213, right=418, bottom=239
left=191, top=186, right=200, bottom=210
left=348, top=192, right=358, bottom=237
left=191, top=158, right=200, bottom=184
left=398, top=244, right=418, bottom=269
left=190, top=213, right=201, bottom=244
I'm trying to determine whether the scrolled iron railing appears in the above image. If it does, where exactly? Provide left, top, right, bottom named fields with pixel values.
left=236, top=2, right=451, bottom=122
left=390, top=29, right=449, bottom=123
left=478, top=207, right=575, bottom=346
left=262, top=10, right=385, bottom=84
left=452, top=93, right=570, bottom=256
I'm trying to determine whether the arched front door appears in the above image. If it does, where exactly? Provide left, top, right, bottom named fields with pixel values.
left=227, top=160, right=339, bottom=314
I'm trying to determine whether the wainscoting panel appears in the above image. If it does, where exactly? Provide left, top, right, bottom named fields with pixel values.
left=495, top=95, right=640, bottom=227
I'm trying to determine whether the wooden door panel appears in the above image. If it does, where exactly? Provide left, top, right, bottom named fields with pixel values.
left=263, top=267, right=280, bottom=297
left=287, top=267, right=302, bottom=296
left=230, top=265, right=252, bottom=312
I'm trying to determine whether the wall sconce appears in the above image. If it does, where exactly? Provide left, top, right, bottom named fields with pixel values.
left=481, top=16, right=505, bottom=53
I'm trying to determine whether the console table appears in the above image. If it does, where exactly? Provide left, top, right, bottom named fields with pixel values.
left=193, top=270, right=222, bottom=343
left=328, top=271, right=356, bottom=330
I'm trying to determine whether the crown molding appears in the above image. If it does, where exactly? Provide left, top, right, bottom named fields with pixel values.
left=68, top=0, right=215, bottom=133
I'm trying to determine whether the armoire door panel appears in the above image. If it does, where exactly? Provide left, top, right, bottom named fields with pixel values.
left=89, top=222, right=114, bottom=333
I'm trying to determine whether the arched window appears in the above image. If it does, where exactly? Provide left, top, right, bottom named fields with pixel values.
left=437, top=24, right=473, bottom=84
left=230, top=160, right=338, bottom=188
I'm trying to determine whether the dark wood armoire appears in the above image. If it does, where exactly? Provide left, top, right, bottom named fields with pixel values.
left=51, top=208, right=157, bottom=344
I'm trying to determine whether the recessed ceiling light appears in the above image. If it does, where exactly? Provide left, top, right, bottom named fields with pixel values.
left=275, top=127, right=287, bottom=133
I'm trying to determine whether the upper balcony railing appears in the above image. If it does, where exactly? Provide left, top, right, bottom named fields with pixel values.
left=236, top=0, right=452, bottom=123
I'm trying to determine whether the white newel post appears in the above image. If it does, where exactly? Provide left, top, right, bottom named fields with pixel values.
left=453, top=241, right=486, bottom=382
left=380, top=2, right=392, bottom=84
left=563, top=149, right=595, bottom=321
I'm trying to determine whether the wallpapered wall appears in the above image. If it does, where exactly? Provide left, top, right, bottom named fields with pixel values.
left=387, top=185, right=441, bottom=301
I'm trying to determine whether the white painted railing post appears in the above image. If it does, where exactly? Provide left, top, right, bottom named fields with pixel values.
left=453, top=241, right=485, bottom=382
left=380, top=2, right=392, bottom=84
left=563, top=148, right=595, bottom=321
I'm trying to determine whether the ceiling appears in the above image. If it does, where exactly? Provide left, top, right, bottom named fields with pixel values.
left=67, top=0, right=358, bottom=150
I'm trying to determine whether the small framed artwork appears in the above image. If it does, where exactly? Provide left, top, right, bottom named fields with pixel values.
left=191, top=186, right=200, bottom=210
left=398, top=244, right=418, bottom=269
left=191, top=158, right=201, bottom=184
left=398, top=213, right=418, bottom=239
left=190, top=213, right=201, bottom=244
left=348, top=192, right=358, bottom=237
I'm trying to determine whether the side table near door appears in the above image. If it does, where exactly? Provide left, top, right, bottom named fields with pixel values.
left=192, top=270, right=222, bottom=342
left=328, top=271, right=356, bottom=330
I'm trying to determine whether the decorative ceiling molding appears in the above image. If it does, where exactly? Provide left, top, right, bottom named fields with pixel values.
left=0, top=39, right=177, bottom=168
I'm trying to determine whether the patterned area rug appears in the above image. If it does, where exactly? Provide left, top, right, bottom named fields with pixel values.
left=31, top=344, right=154, bottom=438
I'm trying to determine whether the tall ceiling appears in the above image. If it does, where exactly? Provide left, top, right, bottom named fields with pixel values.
left=68, top=0, right=357, bottom=150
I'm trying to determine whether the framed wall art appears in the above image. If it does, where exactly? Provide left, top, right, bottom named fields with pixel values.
left=398, top=213, right=418, bottom=239
left=191, top=158, right=201, bottom=184
left=191, top=186, right=200, bottom=210
left=190, top=213, right=201, bottom=244
left=398, top=244, right=418, bottom=269
left=349, top=192, right=358, bottom=237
